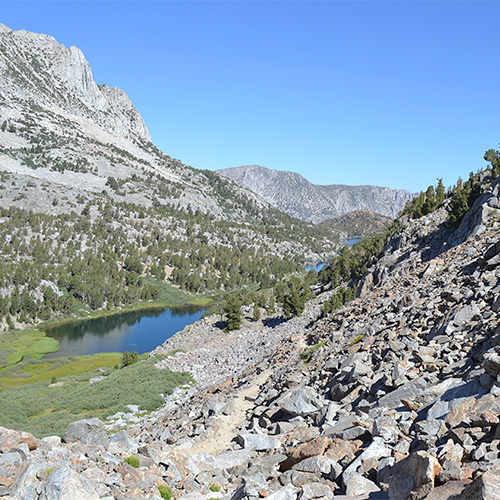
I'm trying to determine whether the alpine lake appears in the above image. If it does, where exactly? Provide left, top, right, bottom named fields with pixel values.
left=44, top=305, right=207, bottom=358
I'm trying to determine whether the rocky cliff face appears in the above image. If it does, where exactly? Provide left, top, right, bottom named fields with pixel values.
left=0, top=23, right=150, bottom=142
left=2, top=175, right=500, bottom=498
left=217, top=165, right=415, bottom=223
left=0, top=23, right=271, bottom=219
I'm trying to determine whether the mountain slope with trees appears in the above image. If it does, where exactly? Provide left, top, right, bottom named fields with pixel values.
left=0, top=24, right=340, bottom=328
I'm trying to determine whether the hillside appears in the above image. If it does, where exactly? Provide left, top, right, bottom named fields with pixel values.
left=0, top=24, right=340, bottom=328
left=217, top=164, right=414, bottom=223
left=321, top=210, right=393, bottom=239
left=1, top=153, right=500, bottom=498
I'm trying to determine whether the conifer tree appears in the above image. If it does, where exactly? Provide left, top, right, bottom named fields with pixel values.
left=223, top=294, right=242, bottom=331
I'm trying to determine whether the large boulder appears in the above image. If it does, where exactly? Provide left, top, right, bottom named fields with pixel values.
left=64, top=418, right=108, bottom=447
left=41, top=467, right=99, bottom=500
left=388, top=451, right=442, bottom=500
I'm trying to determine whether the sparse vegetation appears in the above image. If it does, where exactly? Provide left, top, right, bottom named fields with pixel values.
left=299, top=341, right=326, bottom=363
left=158, top=485, right=173, bottom=500
left=124, top=456, right=139, bottom=468
left=0, top=356, right=191, bottom=437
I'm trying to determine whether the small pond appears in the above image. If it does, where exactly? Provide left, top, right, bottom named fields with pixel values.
left=44, top=305, right=207, bottom=358
left=346, top=238, right=363, bottom=247
left=305, top=239, right=363, bottom=272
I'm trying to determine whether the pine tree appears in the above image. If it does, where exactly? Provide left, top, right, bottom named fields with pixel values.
left=253, top=305, right=261, bottom=322
left=223, top=294, right=242, bottom=331
left=436, top=178, right=445, bottom=205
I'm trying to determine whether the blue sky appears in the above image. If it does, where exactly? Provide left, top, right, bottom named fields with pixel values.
left=1, top=1, right=499, bottom=193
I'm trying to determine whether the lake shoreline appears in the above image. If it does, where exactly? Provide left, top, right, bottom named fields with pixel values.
left=0, top=294, right=212, bottom=390
left=44, top=303, right=208, bottom=358
left=39, top=294, right=211, bottom=335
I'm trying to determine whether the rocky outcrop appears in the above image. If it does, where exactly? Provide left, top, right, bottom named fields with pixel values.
left=217, top=165, right=414, bottom=222
left=0, top=24, right=276, bottom=222
left=0, top=23, right=150, bottom=142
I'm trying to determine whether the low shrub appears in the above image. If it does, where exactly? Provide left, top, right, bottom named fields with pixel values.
left=124, top=456, right=139, bottom=468
left=158, top=485, right=172, bottom=500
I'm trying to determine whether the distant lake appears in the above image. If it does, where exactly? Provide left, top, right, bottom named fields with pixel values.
left=305, top=238, right=363, bottom=272
left=346, top=238, right=363, bottom=248
left=305, top=263, right=325, bottom=272
left=44, top=305, right=207, bottom=358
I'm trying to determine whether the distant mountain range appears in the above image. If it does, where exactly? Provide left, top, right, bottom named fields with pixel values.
left=217, top=165, right=414, bottom=223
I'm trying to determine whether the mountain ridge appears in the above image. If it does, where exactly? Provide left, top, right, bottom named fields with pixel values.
left=217, top=164, right=414, bottom=223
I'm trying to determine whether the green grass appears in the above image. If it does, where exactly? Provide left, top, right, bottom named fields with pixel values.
left=0, top=357, right=192, bottom=437
left=0, top=352, right=122, bottom=390
left=0, top=330, right=59, bottom=370
left=299, top=341, right=326, bottom=363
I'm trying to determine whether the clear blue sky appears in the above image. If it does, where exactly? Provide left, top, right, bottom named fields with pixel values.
left=1, top=1, right=499, bottom=193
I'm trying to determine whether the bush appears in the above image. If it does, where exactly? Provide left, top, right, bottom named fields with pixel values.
left=124, top=456, right=139, bottom=468
left=209, top=484, right=221, bottom=492
left=121, top=350, right=139, bottom=367
left=158, top=485, right=172, bottom=500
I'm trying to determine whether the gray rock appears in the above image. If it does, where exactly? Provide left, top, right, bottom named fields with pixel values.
left=177, top=493, right=206, bottom=500
left=300, top=482, right=334, bottom=499
left=424, top=379, right=487, bottom=421
left=455, top=468, right=500, bottom=499
left=279, top=386, right=323, bottom=417
left=324, top=414, right=370, bottom=441
left=343, top=437, right=392, bottom=484
left=345, top=473, right=381, bottom=497
left=40, top=467, right=100, bottom=500
left=483, top=354, right=500, bottom=377
left=204, top=449, right=254, bottom=470
left=236, top=433, right=281, bottom=451
left=266, top=484, right=300, bottom=500
left=64, top=418, right=108, bottom=448
left=388, top=451, right=442, bottom=500
left=292, top=455, right=341, bottom=479
left=453, top=303, right=480, bottom=326
left=10, top=462, right=49, bottom=500
left=41, top=436, right=61, bottom=447
left=0, top=451, right=22, bottom=466
left=378, top=377, right=427, bottom=409
left=373, top=414, right=398, bottom=443
left=99, top=451, right=122, bottom=466
left=108, top=430, right=138, bottom=454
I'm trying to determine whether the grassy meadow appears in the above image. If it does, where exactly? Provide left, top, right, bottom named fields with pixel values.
left=0, top=355, right=191, bottom=437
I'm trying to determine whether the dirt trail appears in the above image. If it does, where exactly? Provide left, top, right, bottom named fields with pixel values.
left=184, top=368, right=273, bottom=456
